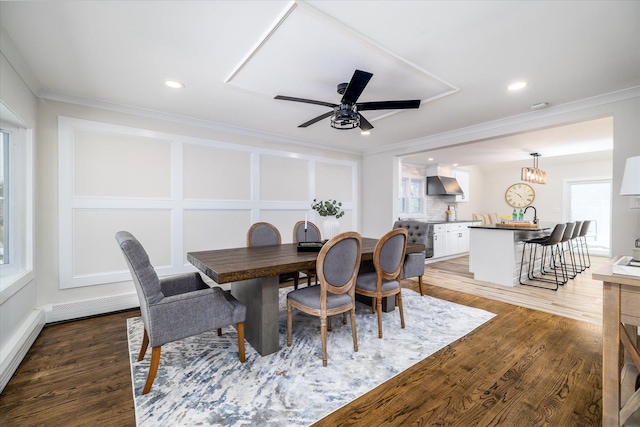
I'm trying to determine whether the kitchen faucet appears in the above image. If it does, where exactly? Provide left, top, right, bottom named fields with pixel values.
left=524, top=205, right=538, bottom=224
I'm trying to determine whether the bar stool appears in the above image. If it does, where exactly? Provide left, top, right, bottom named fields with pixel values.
left=555, top=222, right=577, bottom=280
left=577, top=220, right=592, bottom=269
left=569, top=220, right=585, bottom=272
left=519, top=223, right=566, bottom=290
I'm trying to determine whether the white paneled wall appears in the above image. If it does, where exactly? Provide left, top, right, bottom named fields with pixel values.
left=58, top=117, right=358, bottom=289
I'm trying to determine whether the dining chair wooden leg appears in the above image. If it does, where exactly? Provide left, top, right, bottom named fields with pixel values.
left=142, top=346, right=161, bottom=395
left=320, top=317, right=328, bottom=367
left=138, top=328, right=150, bottom=361
left=397, top=292, right=405, bottom=329
left=342, top=312, right=347, bottom=324
left=350, top=308, right=358, bottom=352
left=370, top=297, right=376, bottom=313
left=418, top=275, right=424, bottom=296
left=217, top=328, right=222, bottom=336
left=377, top=297, right=384, bottom=338
left=286, top=303, right=293, bottom=347
left=327, top=316, right=332, bottom=332
left=236, top=322, right=246, bottom=363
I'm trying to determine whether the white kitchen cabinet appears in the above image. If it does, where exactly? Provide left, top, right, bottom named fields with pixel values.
left=454, top=169, right=470, bottom=203
left=430, top=221, right=478, bottom=259
left=433, top=224, right=446, bottom=258
left=446, top=223, right=469, bottom=254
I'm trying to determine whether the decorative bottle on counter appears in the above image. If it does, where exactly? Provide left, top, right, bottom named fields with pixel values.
left=512, top=209, right=517, bottom=221
left=518, top=209, right=524, bottom=221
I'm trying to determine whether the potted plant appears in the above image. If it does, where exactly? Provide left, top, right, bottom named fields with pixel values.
left=311, top=199, right=344, bottom=239
left=311, top=199, right=345, bottom=218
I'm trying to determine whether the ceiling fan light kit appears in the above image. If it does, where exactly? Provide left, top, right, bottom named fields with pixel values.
left=330, top=104, right=360, bottom=129
left=275, top=69, right=420, bottom=132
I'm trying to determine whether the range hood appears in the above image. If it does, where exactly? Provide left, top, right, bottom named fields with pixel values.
left=426, top=176, right=464, bottom=195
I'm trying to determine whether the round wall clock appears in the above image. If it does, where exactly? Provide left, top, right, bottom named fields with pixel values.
left=505, top=183, right=535, bottom=208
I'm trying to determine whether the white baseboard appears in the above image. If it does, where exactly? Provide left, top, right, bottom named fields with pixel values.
left=425, top=252, right=468, bottom=264
left=0, top=309, right=45, bottom=393
left=43, top=293, right=140, bottom=323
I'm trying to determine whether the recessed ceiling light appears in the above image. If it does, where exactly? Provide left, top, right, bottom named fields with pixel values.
left=453, top=163, right=459, bottom=167
left=507, top=81, right=527, bottom=91
left=428, top=158, right=434, bottom=161
left=164, top=80, right=184, bottom=89
left=361, top=131, right=371, bottom=136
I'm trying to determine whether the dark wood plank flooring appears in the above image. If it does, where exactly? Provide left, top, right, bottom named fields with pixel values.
left=0, top=269, right=603, bottom=426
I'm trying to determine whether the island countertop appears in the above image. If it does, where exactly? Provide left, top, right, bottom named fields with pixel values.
left=469, top=224, right=551, bottom=232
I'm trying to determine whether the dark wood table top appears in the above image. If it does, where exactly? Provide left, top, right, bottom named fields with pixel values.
left=187, top=237, right=425, bottom=284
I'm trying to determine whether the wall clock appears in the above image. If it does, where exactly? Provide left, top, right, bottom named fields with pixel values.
left=505, top=183, right=535, bottom=208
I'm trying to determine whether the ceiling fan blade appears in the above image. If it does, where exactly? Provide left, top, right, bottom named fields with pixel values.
left=358, top=114, right=374, bottom=131
left=341, top=70, right=373, bottom=104
left=275, top=95, right=337, bottom=109
left=298, top=111, right=335, bottom=128
left=357, top=100, right=421, bottom=111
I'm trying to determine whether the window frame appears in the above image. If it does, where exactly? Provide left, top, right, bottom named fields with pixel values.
left=0, top=116, right=33, bottom=291
left=1, top=129, right=9, bottom=266
left=398, top=176, right=425, bottom=217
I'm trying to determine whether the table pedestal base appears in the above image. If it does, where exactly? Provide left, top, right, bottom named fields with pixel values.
left=231, top=276, right=280, bottom=356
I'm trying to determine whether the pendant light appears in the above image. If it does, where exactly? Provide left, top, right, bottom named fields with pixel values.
left=521, top=153, right=547, bottom=184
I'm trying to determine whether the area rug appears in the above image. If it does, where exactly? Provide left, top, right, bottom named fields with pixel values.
left=127, top=289, right=495, bottom=426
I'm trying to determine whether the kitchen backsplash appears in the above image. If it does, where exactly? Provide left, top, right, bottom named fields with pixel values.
left=426, top=195, right=456, bottom=221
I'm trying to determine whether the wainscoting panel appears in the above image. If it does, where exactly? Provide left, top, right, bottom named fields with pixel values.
left=183, top=143, right=251, bottom=201
left=58, top=117, right=358, bottom=289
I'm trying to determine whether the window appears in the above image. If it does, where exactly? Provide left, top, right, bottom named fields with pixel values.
left=399, top=177, right=425, bottom=216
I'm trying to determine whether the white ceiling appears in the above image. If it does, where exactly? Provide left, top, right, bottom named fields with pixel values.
left=1, top=1, right=639, bottom=160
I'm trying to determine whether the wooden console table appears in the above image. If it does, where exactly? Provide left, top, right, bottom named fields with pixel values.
left=593, top=256, right=640, bottom=426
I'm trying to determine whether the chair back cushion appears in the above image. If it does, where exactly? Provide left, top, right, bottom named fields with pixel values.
left=293, top=220, right=321, bottom=242
left=379, top=232, right=407, bottom=275
left=561, top=222, right=575, bottom=242
left=579, top=220, right=591, bottom=237
left=571, top=221, right=583, bottom=239
left=546, top=224, right=567, bottom=245
left=317, top=231, right=362, bottom=294
left=393, top=220, right=428, bottom=246
left=115, top=231, right=163, bottom=326
left=375, top=229, right=408, bottom=280
left=247, top=222, right=281, bottom=247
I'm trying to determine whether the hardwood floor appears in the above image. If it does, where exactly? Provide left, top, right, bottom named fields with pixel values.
left=0, top=257, right=606, bottom=426
left=422, top=255, right=607, bottom=325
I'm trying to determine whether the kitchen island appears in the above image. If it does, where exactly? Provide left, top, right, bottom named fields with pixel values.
left=469, top=224, right=550, bottom=286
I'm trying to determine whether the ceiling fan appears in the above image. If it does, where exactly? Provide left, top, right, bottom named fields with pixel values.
left=274, top=69, right=421, bottom=131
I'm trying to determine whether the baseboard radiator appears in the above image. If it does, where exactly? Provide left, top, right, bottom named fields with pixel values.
left=43, top=293, right=140, bottom=323
left=0, top=310, right=45, bottom=393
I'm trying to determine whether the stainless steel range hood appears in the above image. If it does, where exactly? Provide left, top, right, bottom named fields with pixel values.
left=426, top=176, right=464, bottom=195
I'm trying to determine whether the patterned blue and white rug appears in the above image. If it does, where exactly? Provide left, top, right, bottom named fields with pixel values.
left=127, top=288, right=495, bottom=426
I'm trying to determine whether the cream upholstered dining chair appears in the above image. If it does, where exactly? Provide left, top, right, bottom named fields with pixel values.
left=247, top=222, right=300, bottom=288
left=293, top=220, right=322, bottom=286
left=286, top=231, right=362, bottom=366
left=115, top=231, right=246, bottom=395
left=355, top=228, right=408, bottom=338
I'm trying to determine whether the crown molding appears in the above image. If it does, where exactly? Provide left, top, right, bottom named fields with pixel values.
left=39, top=89, right=361, bottom=156
left=366, top=86, right=640, bottom=157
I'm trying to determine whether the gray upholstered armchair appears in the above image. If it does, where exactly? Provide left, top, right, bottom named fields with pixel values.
left=393, top=220, right=428, bottom=296
left=115, top=231, right=246, bottom=395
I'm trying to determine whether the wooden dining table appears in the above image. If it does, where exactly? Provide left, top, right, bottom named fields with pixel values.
left=187, top=237, right=425, bottom=356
